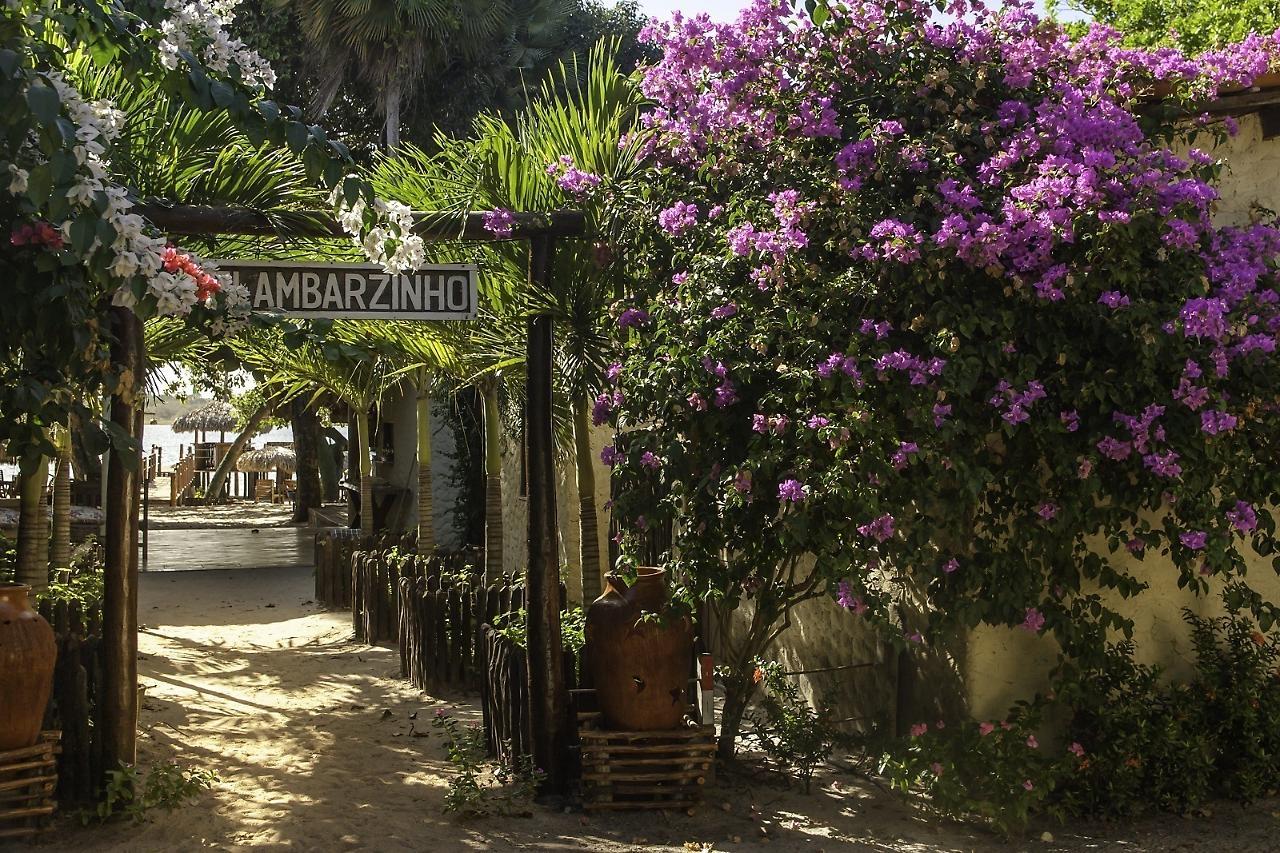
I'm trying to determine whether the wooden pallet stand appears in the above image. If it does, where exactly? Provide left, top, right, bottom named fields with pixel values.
left=0, top=731, right=61, bottom=840
left=577, top=706, right=715, bottom=812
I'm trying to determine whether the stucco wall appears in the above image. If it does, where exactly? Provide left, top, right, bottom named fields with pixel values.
left=379, top=387, right=467, bottom=552
left=497, top=423, right=614, bottom=605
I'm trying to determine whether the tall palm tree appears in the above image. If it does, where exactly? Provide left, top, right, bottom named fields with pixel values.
left=284, top=0, right=576, bottom=150
left=240, top=327, right=393, bottom=535
left=367, top=41, right=646, bottom=598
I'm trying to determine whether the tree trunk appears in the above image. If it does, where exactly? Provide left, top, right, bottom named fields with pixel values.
left=416, top=389, right=434, bottom=552
left=347, top=413, right=360, bottom=527
left=573, top=397, right=602, bottom=604
left=202, top=403, right=273, bottom=505
left=14, top=457, right=48, bottom=591
left=384, top=76, right=401, bottom=151
left=525, top=237, right=567, bottom=794
left=319, top=426, right=344, bottom=502
left=483, top=383, right=503, bottom=583
left=51, top=426, right=71, bottom=569
left=356, top=411, right=374, bottom=536
left=289, top=396, right=323, bottom=523
left=103, top=306, right=143, bottom=778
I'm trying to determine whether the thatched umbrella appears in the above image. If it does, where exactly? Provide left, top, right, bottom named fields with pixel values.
left=171, top=400, right=237, bottom=443
left=236, top=446, right=296, bottom=475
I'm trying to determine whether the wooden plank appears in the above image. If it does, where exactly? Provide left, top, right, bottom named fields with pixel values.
left=0, top=775, right=57, bottom=794
left=581, top=743, right=718, bottom=755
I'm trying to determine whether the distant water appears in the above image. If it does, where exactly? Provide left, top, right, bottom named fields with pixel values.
left=1, top=423, right=316, bottom=483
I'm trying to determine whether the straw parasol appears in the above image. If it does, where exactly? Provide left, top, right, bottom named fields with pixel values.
left=236, top=446, right=296, bottom=475
left=171, top=401, right=237, bottom=442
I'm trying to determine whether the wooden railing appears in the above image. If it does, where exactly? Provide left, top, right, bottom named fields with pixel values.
left=168, top=452, right=196, bottom=507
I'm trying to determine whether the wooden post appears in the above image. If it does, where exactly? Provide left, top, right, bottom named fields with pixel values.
left=103, top=306, right=143, bottom=776
left=525, top=235, right=567, bottom=794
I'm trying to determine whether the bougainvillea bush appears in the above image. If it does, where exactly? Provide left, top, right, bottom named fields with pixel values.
left=599, top=0, right=1280, bottom=815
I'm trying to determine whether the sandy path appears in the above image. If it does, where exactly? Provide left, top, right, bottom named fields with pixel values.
left=44, top=566, right=1280, bottom=853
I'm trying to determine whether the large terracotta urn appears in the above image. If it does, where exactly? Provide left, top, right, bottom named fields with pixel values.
left=0, top=583, right=57, bottom=751
left=585, top=567, right=693, bottom=731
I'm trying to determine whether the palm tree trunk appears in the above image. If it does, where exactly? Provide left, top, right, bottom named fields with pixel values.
left=51, top=427, right=72, bottom=569
left=290, top=396, right=323, bottom=523
left=203, top=402, right=273, bottom=505
left=356, top=410, right=374, bottom=536
left=483, top=383, right=503, bottom=584
left=15, top=457, right=48, bottom=591
left=573, top=397, right=602, bottom=604
left=384, top=76, right=402, bottom=151
left=416, top=389, right=434, bottom=552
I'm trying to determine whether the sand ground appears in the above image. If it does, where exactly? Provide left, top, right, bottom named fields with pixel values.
left=35, top=566, right=1280, bottom=853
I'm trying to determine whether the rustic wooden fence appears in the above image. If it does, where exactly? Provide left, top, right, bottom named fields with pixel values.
left=38, top=579, right=106, bottom=807
left=478, top=624, right=577, bottom=767
left=313, top=528, right=418, bottom=609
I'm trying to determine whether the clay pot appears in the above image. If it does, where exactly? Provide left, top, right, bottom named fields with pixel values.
left=0, top=583, right=57, bottom=751
left=585, top=567, right=693, bottom=731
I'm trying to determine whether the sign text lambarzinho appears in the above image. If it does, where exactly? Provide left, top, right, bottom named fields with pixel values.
left=217, top=260, right=479, bottom=320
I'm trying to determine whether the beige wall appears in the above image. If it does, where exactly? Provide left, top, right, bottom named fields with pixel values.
left=498, top=422, right=613, bottom=606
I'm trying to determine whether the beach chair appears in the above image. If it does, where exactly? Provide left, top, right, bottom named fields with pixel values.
left=253, top=479, right=275, bottom=503
left=278, top=479, right=296, bottom=505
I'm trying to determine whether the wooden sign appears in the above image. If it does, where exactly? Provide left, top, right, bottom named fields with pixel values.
left=217, top=260, right=478, bottom=320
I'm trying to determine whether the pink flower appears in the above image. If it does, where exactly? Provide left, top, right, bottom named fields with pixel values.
left=942, top=558, right=959, bottom=574
left=909, top=723, right=928, bottom=737
left=1022, top=780, right=1034, bottom=791
left=1036, top=502, right=1057, bottom=521
left=1068, top=742, right=1085, bottom=757
left=979, top=722, right=995, bottom=736
left=930, top=762, right=944, bottom=776
left=1026, top=735, right=1038, bottom=749
left=1021, top=607, right=1046, bottom=633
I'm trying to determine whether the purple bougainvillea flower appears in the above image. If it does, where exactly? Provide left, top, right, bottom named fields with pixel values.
left=710, top=302, right=738, bottom=319
left=942, top=558, right=959, bottom=574
left=639, top=451, right=661, bottom=470
left=1036, top=503, right=1057, bottom=521
left=482, top=208, right=515, bottom=238
left=777, top=478, right=806, bottom=502
left=599, top=446, right=622, bottom=466
left=1021, top=608, right=1046, bottom=633
left=657, top=201, right=699, bottom=236
left=857, top=514, right=895, bottom=541
left=1227, top=500, right=1258, bottom=533
left=617, top=307, right=651, bottom=329
left=1180, top=530, right=1208, bottom=550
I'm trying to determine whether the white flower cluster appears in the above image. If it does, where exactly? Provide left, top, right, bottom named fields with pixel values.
left=37, top=73, right=184, bottom=314
left=332, top=185, right=426, bottom=274
left=9, top=71, right=248, bottom=328
left=158, top=0, right=276, bottom=92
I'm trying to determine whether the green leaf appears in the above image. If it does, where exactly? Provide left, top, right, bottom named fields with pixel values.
left=69, top=215, right=94, bottom=254
left=285, top=121, right=308, bottom=152
left=210, top=80, right=234, bottom=108
left=26, top=79, right=61, bottom=125
left=0, top=49, right=20, bottom=78
left=25, top=164, right=51, bottom=205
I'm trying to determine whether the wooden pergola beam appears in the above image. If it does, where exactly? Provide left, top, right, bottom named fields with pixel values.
left=134, top=203, right=588, bottom=243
